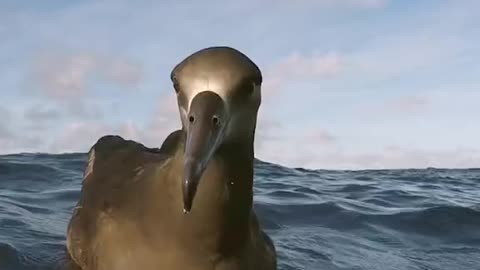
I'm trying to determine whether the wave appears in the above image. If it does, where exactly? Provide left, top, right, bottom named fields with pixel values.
left=1, top=154, right=480, bottom=270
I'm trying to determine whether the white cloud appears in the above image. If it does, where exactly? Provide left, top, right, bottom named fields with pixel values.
left=47, top=119, right=153, bottom=153
left=41, top=93, right=181, bottom=153
left=0, top=106, right=47, bottom=153
left=254, top=116, right=284, bottom=152
left=1, top=0, right=478, bottom=171
left=0, top=136, right=44, bottom=153
left=309, top=0, right=386, bottom=8
left=267, top=51, right=342, bottom=80
left=260, top=0, right=386, bottom=9
left=386, top=96, right=430, bottom=113
left=0, top=106, right=13, bottom=139
left=23, top=105, right=60, bottom=122
left=279, top=51, right=340, bottom=77
left=259, top=140, right=480, bottom=170
left=139, top=93, right=182, bottom=147
left=64, top=100, right=104, bottom=120
left=49, top=121, right=152, bottom=154
left=31, top=53, right=96, bottom=98
left=306, top=130, right=337, bottom=144
left=262, top=51, right=343, bottom=99
left=49, top=121, right=117, bottom=152
left=29, top=51, right=143, bottom=99
left=254, top=121, right=480, bottom=170
left=101, top=58, right=143, bottom=87
left=343, top=31, right=470, bottom=85
left=326, top=147, right=480, bottom=170
left=2, top=94, right=479, bottom=170
left=358, top=96, right=431, bottom=116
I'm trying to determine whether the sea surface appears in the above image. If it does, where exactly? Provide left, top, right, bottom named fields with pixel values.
left=0, top=153, right=479, bottom=270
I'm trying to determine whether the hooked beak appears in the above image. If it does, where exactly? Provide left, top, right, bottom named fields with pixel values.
left=183, top=91, right=227, bottom=213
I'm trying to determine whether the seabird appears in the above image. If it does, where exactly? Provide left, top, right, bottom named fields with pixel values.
left=64, top=46, right=277, bottom=270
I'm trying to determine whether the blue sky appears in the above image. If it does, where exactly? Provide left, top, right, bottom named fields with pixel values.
left=0, top=0, right=479, bottom=169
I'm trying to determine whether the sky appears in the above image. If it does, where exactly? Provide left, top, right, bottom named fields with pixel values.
left=0, top=0, right=479, bottom=170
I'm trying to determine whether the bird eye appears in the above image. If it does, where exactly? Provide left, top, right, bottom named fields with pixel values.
left=249, top=82, right=255, bottom=94
left=242, top=81, right=255, bottom=95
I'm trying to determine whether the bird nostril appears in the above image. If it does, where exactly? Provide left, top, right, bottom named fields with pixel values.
left=189, top=115, right=195, bottom=123
left=212, top=116, right=219, bottom=125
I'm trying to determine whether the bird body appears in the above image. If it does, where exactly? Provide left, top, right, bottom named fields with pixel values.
left=65, top=47, right=277, bottom=270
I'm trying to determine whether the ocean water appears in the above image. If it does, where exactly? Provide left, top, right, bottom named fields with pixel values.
left=0, top=153, right=479, bottom=270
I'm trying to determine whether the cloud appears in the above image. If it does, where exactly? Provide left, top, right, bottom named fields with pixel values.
left=344, top=31, right=469, bottom=85
left=43, top=92, right=181, bottom=153
left=254, top=116, right=285, bottom=151
left=317, top=146, right=480, bottom=170
left=335, top=0, right=386, bottom=8
left=262, top=51, right=343, bottom=98
left=260, top=140, right=480, bottom=170
left=0, top=106, right=13, bottom=139
left=139, top=93, right=182, bottom=146
left=28, top=51, right=143, bottom=99
left=254, top=119, right=480, bottom=169
left=273, top=51, right=342, bottom=78
left=254, top=127, right=339, bottom=166
left=50, top=121, right=120, bottom=152
left=64, top=100, right=104, bottom=120
left=30, top=53, right=95, bottom=99
left=260, top=0, right=386, bottom=9
left=348, top=0, right=386, bottom=8
left=0, top=135, right=44, bottom=153
left=3, top=94, right=479, bottom=170
left=101, top=58, right=144, bottom=87
left=21, top=101, right=106, bottom=130
left=306, top=130, right=336, bottom=144
left=358, top=96, right=430, bottom=116
left=23, top=105, right=60, bottom=122
left=39, top=92, right=285, bottom=156
left=49, top=121, right=150, bottom=154
left=386, top=96, right=430, bottom=113
left=0, top=106, right=46, bottom=152
left=307, top=0, right=386, bottom=8
left=21, top=105, right=64, bottom=133
left=1, top=0, right=478, bottom=171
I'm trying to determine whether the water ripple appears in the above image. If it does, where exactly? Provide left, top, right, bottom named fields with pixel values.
left=0, top=155, right=479, bottom=269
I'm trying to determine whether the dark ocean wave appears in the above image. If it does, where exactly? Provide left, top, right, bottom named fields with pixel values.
left=1, top=154, right=480, bottom=270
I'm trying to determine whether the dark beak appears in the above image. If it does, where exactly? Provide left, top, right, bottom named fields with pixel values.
left=183, top=91, right=226, bottom=213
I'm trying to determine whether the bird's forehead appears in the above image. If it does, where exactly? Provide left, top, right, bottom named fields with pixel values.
left=171, top=47, right=262, bottom=106
left=178, top=70, right=242, bottom=100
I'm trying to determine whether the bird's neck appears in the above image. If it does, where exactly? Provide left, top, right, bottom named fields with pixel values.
left=174, top=139, right=255, bottom=254
left=193, top=139, right=255, bottom=220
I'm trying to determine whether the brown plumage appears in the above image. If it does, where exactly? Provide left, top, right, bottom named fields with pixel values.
left=64, top=46, right=277, bottom=270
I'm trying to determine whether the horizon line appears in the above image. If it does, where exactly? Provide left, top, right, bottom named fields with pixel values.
left=1, top=151, right=479, bottom=172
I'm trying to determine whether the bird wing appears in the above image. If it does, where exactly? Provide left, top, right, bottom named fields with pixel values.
left=65, top=131, right=184, bottom=268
